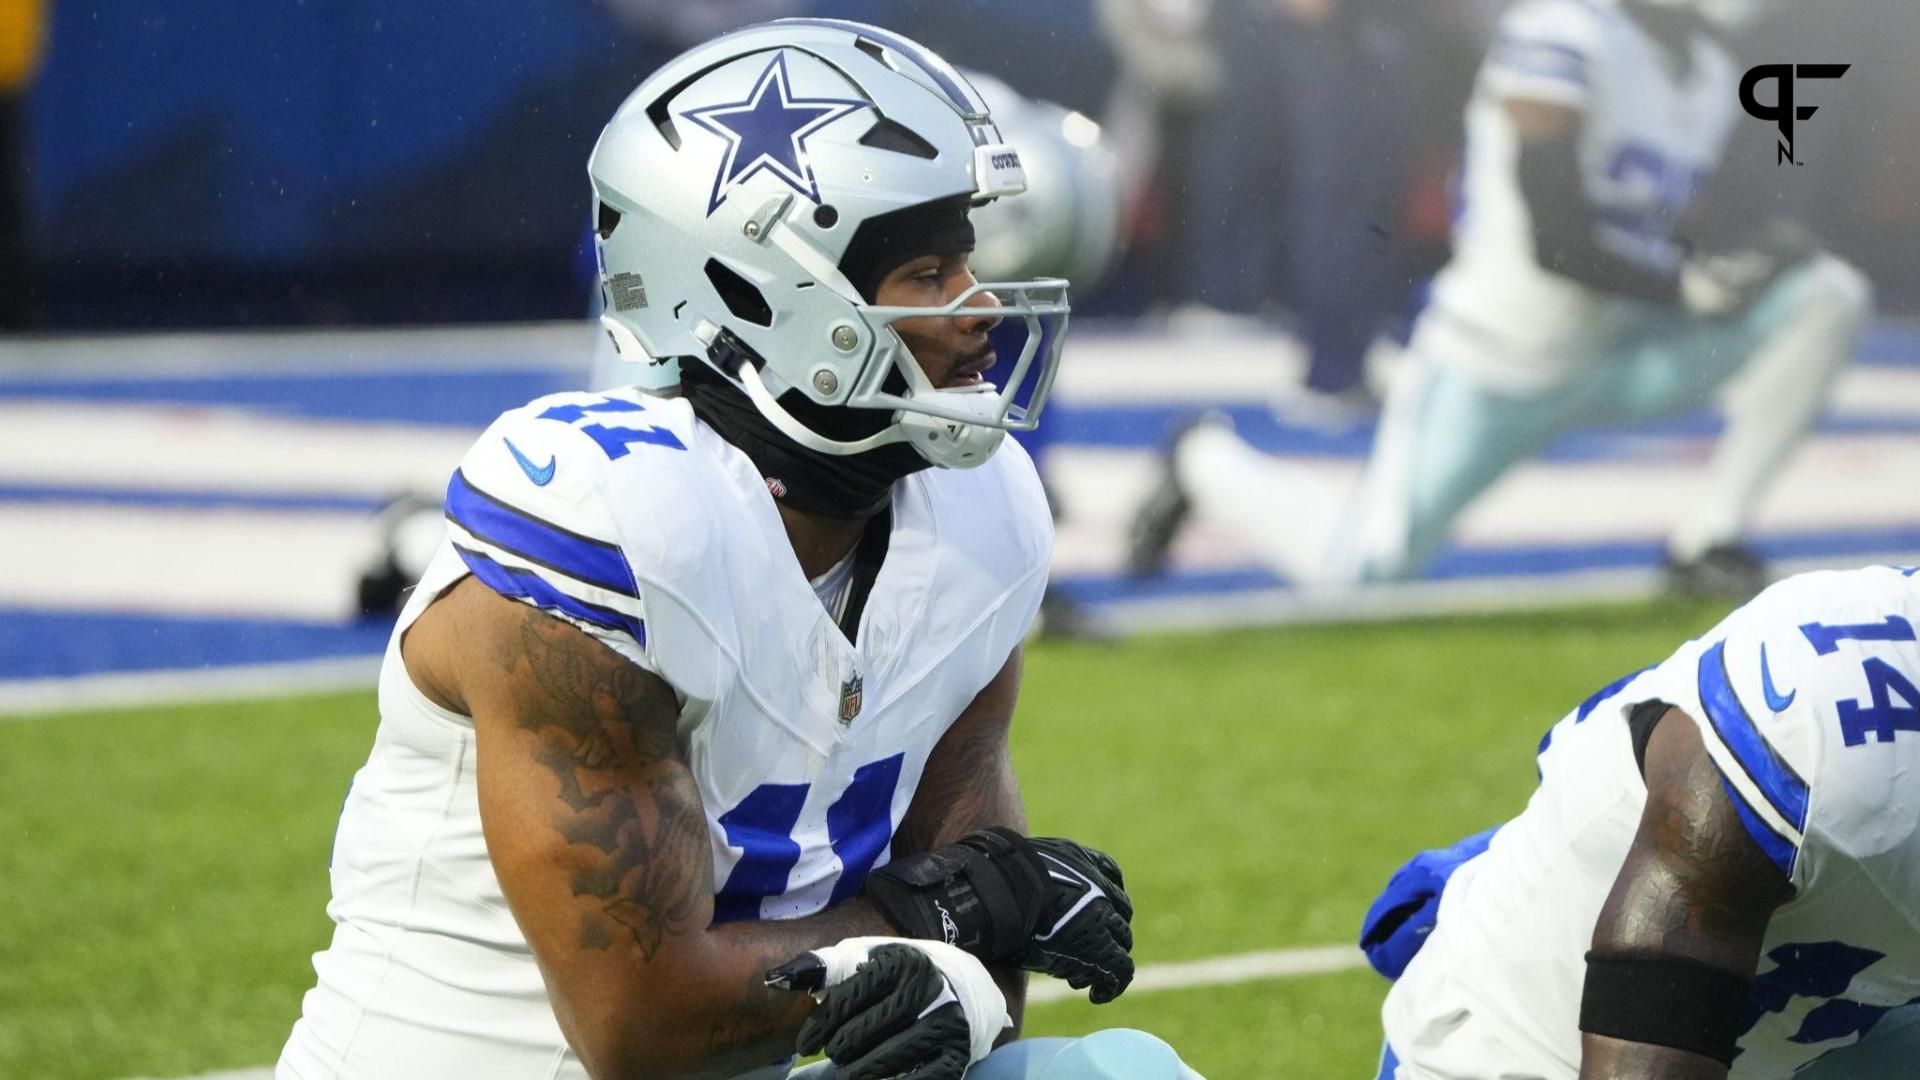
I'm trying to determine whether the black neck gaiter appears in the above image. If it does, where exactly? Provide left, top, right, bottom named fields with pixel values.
left=681, top=360, right=930, bottom=521
left=680, top=194, right=977, bottom=520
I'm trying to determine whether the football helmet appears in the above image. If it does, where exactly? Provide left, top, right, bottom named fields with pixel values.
left=589, top=19, right=1069, bottom=469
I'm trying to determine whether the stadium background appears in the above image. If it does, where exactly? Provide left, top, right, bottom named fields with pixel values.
left=2, top=1, right=1917, bottom=1077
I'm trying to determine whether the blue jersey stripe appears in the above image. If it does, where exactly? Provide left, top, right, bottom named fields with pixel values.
left=445, top=469, right=638, bottom=599
left=1376, top=1042, right=1401, bottom=1080
left=1718, top=776, right=1799, bottom=878
left=454, top=544, right=647, bottom=648
left=1697, top=640, right=1811, bottom=833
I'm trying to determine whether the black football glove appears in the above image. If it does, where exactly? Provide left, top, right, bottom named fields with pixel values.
left=1019, top=837, right=1135, bottom=1004
left=767, top=938, right=1008, bottom=1080
left=862, top=828, right=1136, bottom=1003
left=861, top=826, right=1049, bottom=963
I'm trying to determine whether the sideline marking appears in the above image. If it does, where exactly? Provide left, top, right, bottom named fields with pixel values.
left=122, top=944, right=1370, bottom=1079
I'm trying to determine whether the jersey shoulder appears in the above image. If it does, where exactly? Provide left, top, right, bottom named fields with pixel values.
left=445, top=388, right=714, bottom=669
left=1677, top=567, right=1920, bottom=887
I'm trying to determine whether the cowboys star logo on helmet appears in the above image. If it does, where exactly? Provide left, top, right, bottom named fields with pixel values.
left=682, top=53, right=868, bottom=216
left=588, top=19, right=1072, bottom=472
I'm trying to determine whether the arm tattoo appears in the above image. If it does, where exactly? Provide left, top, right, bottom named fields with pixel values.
left=895, top=716, right=1023, bottom=855
left=504, top=608, right=711, bottom=959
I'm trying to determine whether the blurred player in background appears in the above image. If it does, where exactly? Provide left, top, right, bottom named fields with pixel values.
left=1360, top=564, right=1920, bottom=1078
left=287, top=20, right=1197, bottom=1080
left=1130, top=0, right=1873, bottom=597
left=1190, top=0, right=1415, bottom=423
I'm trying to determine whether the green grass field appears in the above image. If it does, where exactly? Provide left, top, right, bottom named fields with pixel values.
left=0, top=598, right=1732, bottom=1080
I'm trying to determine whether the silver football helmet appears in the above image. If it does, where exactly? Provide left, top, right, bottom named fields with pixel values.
left=589, top=19, right=1070, bottom=469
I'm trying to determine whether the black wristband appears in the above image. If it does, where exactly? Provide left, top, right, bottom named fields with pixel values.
left=862, top=828, right=1045, bottom=962
left=1580, top=950, right=1751, bottom=1066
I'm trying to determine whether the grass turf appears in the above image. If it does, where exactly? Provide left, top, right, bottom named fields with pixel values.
left=0, top=598, right=1728, bottom=1079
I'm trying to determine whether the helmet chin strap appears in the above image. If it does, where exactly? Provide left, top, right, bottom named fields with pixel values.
left=735, top=361, right=905, bottom=457
left=697, top=318, right=1006, bottom=469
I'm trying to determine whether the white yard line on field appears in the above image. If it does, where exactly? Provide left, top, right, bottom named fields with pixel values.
left=121, top=944, right=1369, bottom=1080
left=1025, top=943, right=1368, bottom=1005
left=0, top=656, right=383, bottom=719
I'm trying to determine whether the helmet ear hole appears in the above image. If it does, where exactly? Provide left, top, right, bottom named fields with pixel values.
left=705, top=259, right=774, bottom=327
left=597, top=203, right=622, bottom=241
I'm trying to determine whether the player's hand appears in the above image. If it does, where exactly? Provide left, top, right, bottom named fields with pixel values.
left=1681, top=249, right=1783, bottom=318
left=767, top=938, right=1009, bottom=1080
left=862, top=827, right=1136, bottom=1003
left=861, top=826, right=1051, bottom=963
left=1017, top=837, right=1135, bottom=1004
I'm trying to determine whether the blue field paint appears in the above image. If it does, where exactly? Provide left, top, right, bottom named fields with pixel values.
left=1041, top=403, right=1920, bottom=456
left=6, top=321, right=1920, bottom=693
left=0, top=484, right=390, bottom=513
left=0, top=609, right=394, bottom=680
left=0, top=370, right=576, bottom=426
left=1052, top=525, right=1920, bottom=606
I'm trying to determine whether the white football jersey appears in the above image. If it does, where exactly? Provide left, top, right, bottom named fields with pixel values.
left=1385, top=565, right=1920, bottom=1078
left=279, top=388, right=1052, bottom=1079
left=1423, top=0, right=1739, bottom=391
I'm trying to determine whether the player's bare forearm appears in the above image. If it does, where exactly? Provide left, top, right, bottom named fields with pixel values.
left=894, top=644, right=1030, bottom=1035
left=1577, top=709, right=1790, bottom=1080
left=439, top=583, right=893, bottom=1079
left=1579, top=1036, right=1729, bottom=1080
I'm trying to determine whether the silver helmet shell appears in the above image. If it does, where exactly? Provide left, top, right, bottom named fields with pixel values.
left=589, top=19, right=1070, bottom=469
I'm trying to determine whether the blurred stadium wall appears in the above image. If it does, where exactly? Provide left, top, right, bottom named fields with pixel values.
left=15, top=0, right=1917, bottom=331
left=16, top=0, right=1108, bottom=328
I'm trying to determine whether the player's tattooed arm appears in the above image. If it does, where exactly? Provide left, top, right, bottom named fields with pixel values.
left=411, top=577, right=894, bottom=1080
left=1578, top=707, right=1793, bottom=1080
left=894, top=645, right=1030, bottom=1036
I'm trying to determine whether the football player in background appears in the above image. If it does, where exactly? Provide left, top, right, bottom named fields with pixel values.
left=1361, top=563, right=1920, bottom=1078
left=1129, top=0, right=1872, bottom=597
left=284, top=20, right=1196, bottom=1080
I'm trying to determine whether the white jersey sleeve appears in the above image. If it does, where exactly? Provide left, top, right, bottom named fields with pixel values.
left=442, top=391, right=664, bottom=673
left=1483, top=0, right=1606, bottom=109
left=1670, top=567, right=1920, bottom=900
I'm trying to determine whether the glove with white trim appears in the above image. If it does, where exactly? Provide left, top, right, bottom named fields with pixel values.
left=861, top=827, right=1137, bottom=1004
left=767, top=937, right=1009, bottom=1080
left=1018, top=837, right=1135, bottom=1004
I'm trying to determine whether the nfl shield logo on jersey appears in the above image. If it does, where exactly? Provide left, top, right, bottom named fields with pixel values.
left=839, top=673, right=864, bottom=725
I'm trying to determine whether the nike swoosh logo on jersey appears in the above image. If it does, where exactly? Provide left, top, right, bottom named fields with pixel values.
left=1760, top=643, right=1796, bottom=712
left=504, top=438, right=555, bottom=486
